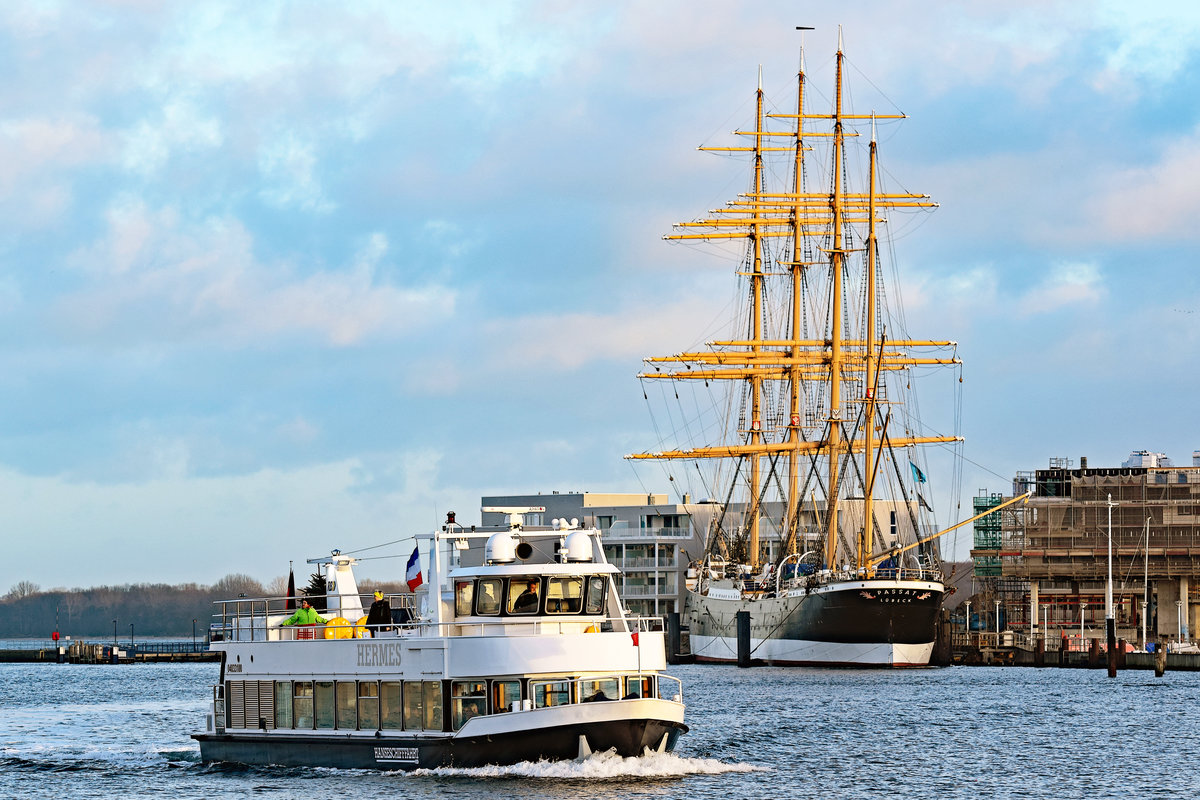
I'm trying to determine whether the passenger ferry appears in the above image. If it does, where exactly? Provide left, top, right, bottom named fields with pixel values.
left=193, top=508, right=688, bottom=769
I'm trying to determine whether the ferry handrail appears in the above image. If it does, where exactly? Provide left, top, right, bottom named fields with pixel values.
left=213, top=611, right=668, bottom=642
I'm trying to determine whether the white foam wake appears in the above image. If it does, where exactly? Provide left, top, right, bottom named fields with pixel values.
left=411, top=749, right=763, bottom=779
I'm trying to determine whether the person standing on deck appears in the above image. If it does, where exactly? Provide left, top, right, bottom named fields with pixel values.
left=365, top=590, right=392, bottom=636
left=281, top=598, right=328, bottom=627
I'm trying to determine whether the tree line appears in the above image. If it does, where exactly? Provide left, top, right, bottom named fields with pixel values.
left=0, top=574, right=409, bottom=641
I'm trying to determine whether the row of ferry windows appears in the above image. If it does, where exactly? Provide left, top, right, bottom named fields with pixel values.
left=454, top=575, right=607, bottom=617
left=226, top=675, right=663, bottom=733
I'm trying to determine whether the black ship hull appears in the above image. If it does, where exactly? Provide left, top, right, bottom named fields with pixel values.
left=686, top=577, right=943, bottom=667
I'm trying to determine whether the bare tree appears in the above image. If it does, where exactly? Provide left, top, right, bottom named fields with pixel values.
left=4, top=581, right=40, bottom=601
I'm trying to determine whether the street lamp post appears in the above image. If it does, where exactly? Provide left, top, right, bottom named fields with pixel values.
left=965, top=601, right=972, bottom=635
left=1042, top=604, right=1049, bottom=637
left=1177, top=600, right=1184, bottom=645
left=1106, top=494, right=1117, bottom=677
left=1081, top=601, right=1088, bottom=641
left=995, top=599, right=1001, bottom=636
left=192, top=618, right=197, bottom=652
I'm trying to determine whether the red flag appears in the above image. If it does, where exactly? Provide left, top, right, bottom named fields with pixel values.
left=631, top=631, right=639, bottom=647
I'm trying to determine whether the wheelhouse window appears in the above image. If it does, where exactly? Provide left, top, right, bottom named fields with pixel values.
left=585, top=576, right=606, bottom=614
left=507, top=578, right=541, bottom=615
left=455, top=580, right=474, bottom=617
left=546, top=577, right=583, bottom=614
left=451, top=680, right=487, bottom=730
left=491, top=679, right=521, bottom=713
left=476, top=578, right=502, bottom=615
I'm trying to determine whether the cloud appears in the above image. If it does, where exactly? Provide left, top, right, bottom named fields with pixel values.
left=1091, top=128, right=1200, bottom=241
left=0, top=454, right=452, bottom=586
left=58, top=198, right=456, bottom=346
left=257, top=133, right=331, bottom=211
left=1018, top=261, right=1104, bottom=316
left=479, top=292, right=728, bottom=373
left=0, top=116, right=111, bottom=225
left=121, top=98, right=223, bottom=176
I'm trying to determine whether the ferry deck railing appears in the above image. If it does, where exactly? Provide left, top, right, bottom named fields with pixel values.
left=210, top=592, right=666, bottom=643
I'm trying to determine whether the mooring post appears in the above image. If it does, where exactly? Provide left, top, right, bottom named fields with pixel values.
left=1106, top=618, right=1117, bottom=677
left=736, top=610, right=752, bottom=668
left=666, top=612, right=681, bottom=665
left=1154, top=636, right=1167, bottom=678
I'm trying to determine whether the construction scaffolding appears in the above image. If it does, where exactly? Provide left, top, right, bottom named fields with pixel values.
left=971, top=457, right=1200, bottom=647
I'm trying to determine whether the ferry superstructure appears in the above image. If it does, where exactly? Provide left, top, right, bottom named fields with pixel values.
left=193, top=509, right=687, bottom=769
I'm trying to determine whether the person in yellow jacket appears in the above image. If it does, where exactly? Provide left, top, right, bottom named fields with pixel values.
left=281, top=598, right=328, bottom=627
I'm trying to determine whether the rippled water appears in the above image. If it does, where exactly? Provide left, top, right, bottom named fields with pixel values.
left=1, top=662, right=1194, bottom=799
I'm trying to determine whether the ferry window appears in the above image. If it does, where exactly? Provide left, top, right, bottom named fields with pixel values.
left=451, top=680, right=487, bottom=730
left=455, top=580, right=474, bottom=617
left=293, top=681, right=314, bottom=729
left=336, top=681, right=357, bottom=730
left=274, top=681, right=293, bottom=729
left=422, top=680, right=443, bottom=731
left=507, top=577, right=540, bottom=614
left=314, top=681, right=335, bottom=729
left=380, top=681, right=403, bottom=730
left=476, top=579, right=502, bottom=615
left=491, top=679, right=521, bottom=713
left=585, top=577, right=606, bottom=614
left=624, top=676, right=654, bottom=699
left=579, top=677, right=619, bottom=702
left=546, top=577, right=583, bottom=614
left=358, top=681, right=379, bottom=730
left=532, top=679, right=571, bottom=708
left=402, top=681, right=422, bottom=730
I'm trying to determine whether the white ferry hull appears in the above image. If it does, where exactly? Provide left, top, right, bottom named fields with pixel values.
left=686, top=578, right=943, bottom=668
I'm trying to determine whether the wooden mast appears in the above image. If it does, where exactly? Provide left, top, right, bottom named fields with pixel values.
left=860, top=119, right=879, bottom=571
left=823, top=33, right=847, bottom=571
left=747, top=67, right=766, bottom=568
left=785, top=45, right=808, bottom=556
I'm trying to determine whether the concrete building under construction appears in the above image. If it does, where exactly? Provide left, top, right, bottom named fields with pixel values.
left=971, top=451, right=1200, bottom=647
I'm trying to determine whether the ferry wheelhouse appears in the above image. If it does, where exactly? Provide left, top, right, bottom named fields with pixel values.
left=193, top=509, right=688, bottom=770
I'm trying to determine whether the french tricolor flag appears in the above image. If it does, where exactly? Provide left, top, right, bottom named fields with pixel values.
left=406, top=546, right=423, bottom=591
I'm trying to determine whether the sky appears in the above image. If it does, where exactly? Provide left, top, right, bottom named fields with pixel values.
left=3, top=1, right=1200, bottom=590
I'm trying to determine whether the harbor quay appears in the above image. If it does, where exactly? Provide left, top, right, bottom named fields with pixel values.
left=0, top=639, right=218, bottom=664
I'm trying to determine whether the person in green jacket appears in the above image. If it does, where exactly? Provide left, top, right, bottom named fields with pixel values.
left=281, top=598, right=328, bottom=627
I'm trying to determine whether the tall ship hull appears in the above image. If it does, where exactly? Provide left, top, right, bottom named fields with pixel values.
left=686, top=576, right=944, bottom=667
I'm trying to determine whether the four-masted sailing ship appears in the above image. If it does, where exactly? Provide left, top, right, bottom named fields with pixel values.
left=628, top=33, right=967, bottom=666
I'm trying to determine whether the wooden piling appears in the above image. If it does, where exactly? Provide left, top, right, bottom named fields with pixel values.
left=666, top=612, right=681, bottom=665
left=736, top=610, right=752, bottom=668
